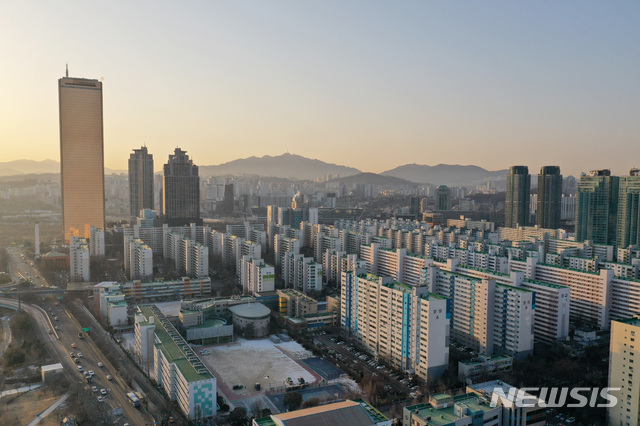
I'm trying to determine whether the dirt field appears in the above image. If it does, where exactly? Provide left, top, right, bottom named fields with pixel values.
left=201, top=338, right=316, bottom=395
left=0, top=387, right=65, bottom=425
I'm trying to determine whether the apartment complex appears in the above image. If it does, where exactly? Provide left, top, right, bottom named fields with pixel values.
left=135, top=306, right=216, bottom=420
left=341, top=272, right=450, bottom=380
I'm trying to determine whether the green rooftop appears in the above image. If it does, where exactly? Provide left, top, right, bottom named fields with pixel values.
left=139, top=306, right=213, bottom=383
left=405, top=393, right=495, bottom=426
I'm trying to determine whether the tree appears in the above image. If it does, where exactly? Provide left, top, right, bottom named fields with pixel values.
left=3, top=348, right=26, bottom=367
left=303, top=397, right=320, bottom=408
left=283, top=391, right=303, bottom=411
left=228, top=407, right=248, bottom=426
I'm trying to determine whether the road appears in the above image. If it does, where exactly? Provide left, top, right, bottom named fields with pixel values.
left=5, top=246, right=49, bottom=288
left=5, top=246, right=183, bottom=424
left=0, top=297, right=153, bottom=425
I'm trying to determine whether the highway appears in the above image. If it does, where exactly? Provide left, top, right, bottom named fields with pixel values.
left=4, top=246, right=49, bottom=288
left=1, top=247, right=156, bottom=425
left=0, top=297, right=153, bottom=425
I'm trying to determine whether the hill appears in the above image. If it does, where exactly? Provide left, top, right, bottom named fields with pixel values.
left=382, top=164, right=507, bottom=186
left=199, top=153, right=360, bottom=180
left=327, top=172, right=417, bottom=187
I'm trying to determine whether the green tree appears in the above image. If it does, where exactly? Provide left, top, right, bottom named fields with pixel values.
left=283, top=391, right=303, bottom=411
left=3, top=348, right=26, bottom=367
left=228, top=407, right=248, bottom=426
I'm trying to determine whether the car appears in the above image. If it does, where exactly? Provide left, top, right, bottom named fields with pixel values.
left=98, top=362, right=103, bottom=367
left=92, top=386, right=98, bottom=392
left=71, top=343, right=77, bottom=348
left=97, top=396, right=104, bottom=402
left=48, top=330, right=53, bottom=334
left=77, top=366, right=83, bottom=372
left=69, top=352, right=75, bottom=357
left=100, top=389, right=107, bottom=395
left=55, top=326, right=60, bottom=330
left=74, top=358, right=80, bottom=364
left=54, top=317, right=58, bottom=321
left=88, top=370, right=94, bottom=376
left=77, top=353, right=83, bottom=358
left=106, top=375, right=112, bottom=381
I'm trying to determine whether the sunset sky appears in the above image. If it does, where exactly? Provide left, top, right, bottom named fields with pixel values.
left=1, top=1, right=639, bottom=176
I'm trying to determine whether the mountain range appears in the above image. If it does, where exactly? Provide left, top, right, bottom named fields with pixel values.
left=198, top=153, right=361, bottom=180
left=0, top=155, right=509, bottom=186
left=0, top=159, right=126, bottom=176
left=382, top=164, right=508, bottom=186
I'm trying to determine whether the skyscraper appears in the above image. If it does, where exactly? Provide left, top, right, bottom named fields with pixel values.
left=162, top=148, right=200, bottom=226
left=505, top=166, right=530, bottom=228
left=617, top=169, right=640, bottom=248
left=129, top=146, right=154, bottom=217
left=536, top=166, right=562, bottom=229
left=575, top=169, right=619, bottom=245
left=59, top=70, right=105, bottom=242
left=435, top=185, right=451, bottom=211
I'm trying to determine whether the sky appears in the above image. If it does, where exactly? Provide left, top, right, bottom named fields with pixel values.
left=1, top=1, right=639, bottom=177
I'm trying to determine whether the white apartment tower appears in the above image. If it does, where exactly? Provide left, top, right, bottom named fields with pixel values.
left=70, top=236, right=90, bottom=282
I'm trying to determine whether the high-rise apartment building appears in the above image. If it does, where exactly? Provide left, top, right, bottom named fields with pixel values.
left=341, top=272, right=450, bottom=380
left=129, top=146, right=154, bottom=217
left=536, top=166, right=562, bottom=229
left=505, top=166, right=530, bottom=228
left=576, top=169, right=619, bottom=245
left=163, top=148, right=200, bottom=226
left=59, top=72, right=105, bottom=242
left=70, top=236, right=90, bottom=282
left=608, top=317, right=640, bottom=426
left=617, top=169, right=640, bottom=249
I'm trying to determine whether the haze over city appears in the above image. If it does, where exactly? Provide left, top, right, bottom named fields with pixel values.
left=2, top=1, right=640, bottom=176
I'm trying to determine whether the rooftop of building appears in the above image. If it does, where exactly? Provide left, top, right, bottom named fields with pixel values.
left=138, top=306, right=213, bottom=383
left=254, top=399, right=387, bottom=426
left=615, top=317, right=640, bottom=327
left=277, top=288, right=317, bottom=302
left=228, top=302, right=271, bottom=319
left=404, top=393, right=494, bottom=425
left=459, top=354, right=512, bottom=366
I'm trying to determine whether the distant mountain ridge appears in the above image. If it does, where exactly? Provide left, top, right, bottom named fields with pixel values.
left=0, top=157, right=510, bottom=186
left=199, top=153, right=361, bottom=180
left=0, top=159, right=125, bottom=176
left=326, top=172, right=417, bottom=187
left=381, top=164, right=508, bottom=186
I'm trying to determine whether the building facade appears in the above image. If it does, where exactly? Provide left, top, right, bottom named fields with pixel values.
left=58, top=74, right=105, bottom=242
left=163, top=148, right=200, bottom=226
left=505, top=166, right=530, bottom=228
left=536, top=165, right=562, bottom=229
left=129, top=146, right=154, bottom=217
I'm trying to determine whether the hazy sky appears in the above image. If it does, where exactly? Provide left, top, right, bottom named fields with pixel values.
left=1, top=1, right=639, bottom=176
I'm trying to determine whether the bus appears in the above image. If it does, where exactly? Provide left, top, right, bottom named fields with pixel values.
left=127, top=392, right=141, bottom=408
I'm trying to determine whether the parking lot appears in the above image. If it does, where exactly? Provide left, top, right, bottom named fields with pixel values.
left=313, top=332, right=416, bottom=403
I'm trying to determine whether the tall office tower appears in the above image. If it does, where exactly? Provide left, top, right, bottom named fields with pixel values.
left=536, top=166, right=563, bottom=229
left=505, top=166, right=530, bottom=228
left=129, top=146, right=154, bottom=217
left=58, top=71, right=105, bottom=242
left=162, top=148, right=200, bottom=226
left=617, top=169, right=640, bottom=249
left=409, top=196, right=421, bottom=216
left=576, top=169, right=619, bottom=245
left=435, top=186, right=451, bottom=211
left=608, top=317, right=640, bottom=425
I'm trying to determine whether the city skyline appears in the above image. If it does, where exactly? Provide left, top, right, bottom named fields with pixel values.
left=1, top=2, right=639, bottom=177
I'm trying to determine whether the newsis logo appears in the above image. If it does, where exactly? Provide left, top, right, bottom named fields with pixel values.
left=490, top=387, right=620, bottom=409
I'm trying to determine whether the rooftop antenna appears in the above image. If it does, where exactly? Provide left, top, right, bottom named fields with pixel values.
left=65, top=63, right=69, bottom=78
